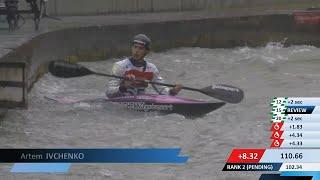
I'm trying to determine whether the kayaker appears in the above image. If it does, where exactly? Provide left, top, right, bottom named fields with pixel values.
left=106, top=34, right=182, bottom=98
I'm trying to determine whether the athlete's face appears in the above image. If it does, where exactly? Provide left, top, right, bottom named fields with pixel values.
left=131, top=43, right=148, bottom=61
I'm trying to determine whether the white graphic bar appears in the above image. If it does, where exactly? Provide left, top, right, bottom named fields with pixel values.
left=260, top=149, right=320, bottom=163
left=280, top=163, right=320, bottom=171
left=281, top=123, right=320, bottom=131
left=281, top=139, right=320, bottom=148
left=272, top=114, right=320, bottom=123
left=281, top=131, right=320, bottom=139
left=286, top=98, right=320, bottom=106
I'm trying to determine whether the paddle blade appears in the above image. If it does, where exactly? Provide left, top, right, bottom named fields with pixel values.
left=48, top=60, right=93, bottom=78
left=201, top=84, right=244, bottom=104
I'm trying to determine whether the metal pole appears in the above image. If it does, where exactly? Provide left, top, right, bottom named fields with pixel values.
left=151, top=0, right=153, bottom=12
left=54, top=0, right=57, bottom=16
left=22, top=63, right=26, bottom=107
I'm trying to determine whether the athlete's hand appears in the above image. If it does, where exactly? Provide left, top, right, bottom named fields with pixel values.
left=170, top=84, right=182, bottom=95
left=123, top=74, right=148, bottom=88
left=123, top=74, right=136, bottom=88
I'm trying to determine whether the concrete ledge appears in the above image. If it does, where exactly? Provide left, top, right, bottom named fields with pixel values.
left=1, top=11, right=320, bottom=108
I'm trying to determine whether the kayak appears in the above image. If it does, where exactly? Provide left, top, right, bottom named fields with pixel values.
left=109, top=94, right=225, bottom=117
left=46, top=94, right=225, bottom=118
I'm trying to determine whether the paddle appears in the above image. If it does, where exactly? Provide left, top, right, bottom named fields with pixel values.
left=48, top=60, right=244, bottom=103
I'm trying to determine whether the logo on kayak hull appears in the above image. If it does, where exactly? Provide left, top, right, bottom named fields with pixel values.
left=123, top=102, right=173, bottom=111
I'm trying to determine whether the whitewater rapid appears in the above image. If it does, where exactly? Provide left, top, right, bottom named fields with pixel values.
left=1, top=43, right=320, bottom=179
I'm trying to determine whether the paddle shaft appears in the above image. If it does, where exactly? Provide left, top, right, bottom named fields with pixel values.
left=49, top=61, right=244, bottom=103
left=93, top=72, right=199, bottom=91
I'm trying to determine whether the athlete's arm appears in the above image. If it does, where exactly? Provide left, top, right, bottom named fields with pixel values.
left=151, top=67, right=173, bottom=95
left=106, top=63, right=126, bottom=97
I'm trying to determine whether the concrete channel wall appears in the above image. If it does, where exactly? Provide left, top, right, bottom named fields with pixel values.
left=17, top=0, right=319, bottom=16
left=1, top=11, right=320, bottom=108
left=0, top=62, right=26, bottom=108
left=48, top=0, right=319, bottom=16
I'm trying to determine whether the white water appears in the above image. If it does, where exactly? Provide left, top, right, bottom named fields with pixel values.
left=1, top=43, right=320, bottom=179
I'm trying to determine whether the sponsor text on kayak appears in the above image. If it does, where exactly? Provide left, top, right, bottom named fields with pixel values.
left=124, top=102, right=173, bottom=111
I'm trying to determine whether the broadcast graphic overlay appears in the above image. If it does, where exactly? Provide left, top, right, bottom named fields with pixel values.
left=223, top=97, right=320, bottom=179
left=0, top=148, right=188, bottom=173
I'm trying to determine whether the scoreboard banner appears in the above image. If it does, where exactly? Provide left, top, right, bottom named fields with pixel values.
left=224, top=97, right=320, bottom=179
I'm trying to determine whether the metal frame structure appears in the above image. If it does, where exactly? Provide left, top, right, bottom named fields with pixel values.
left=0, top=0, right=59, bottom=31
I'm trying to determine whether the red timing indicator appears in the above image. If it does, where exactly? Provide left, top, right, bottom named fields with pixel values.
left=270, top=131, right=284, bottom=140
left=270, top=122, right=284, bottom=131
left=227, top=149, right=266, bottom=163
left=270, top=139, right=284, bottom=148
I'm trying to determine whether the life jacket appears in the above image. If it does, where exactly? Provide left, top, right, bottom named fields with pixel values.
left=124, top=70, right=153, bottom=88
left=106, top=58, right=170, bottom=97
left=125, top=69, right=153, bottom=80
left=123, top=58, right=154, bottom=89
